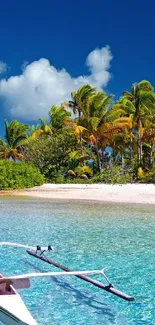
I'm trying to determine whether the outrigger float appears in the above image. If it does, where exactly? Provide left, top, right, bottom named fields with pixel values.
left=0, top=242, right=134, bottom=325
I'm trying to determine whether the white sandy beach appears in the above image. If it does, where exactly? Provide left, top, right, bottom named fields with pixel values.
left=1, top=183, right=155, bottom=205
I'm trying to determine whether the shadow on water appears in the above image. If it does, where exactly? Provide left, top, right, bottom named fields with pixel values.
left=24, top=260, right=116, bottom=322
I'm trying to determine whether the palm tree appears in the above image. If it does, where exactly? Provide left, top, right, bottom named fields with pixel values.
left=49, top=105, right=72, bottom=132
left=64, top=120, right=88, bottom=157
left=0, top=120, right=29, bottom=160
left=73, top=91, right=119, bottom=172
left=121, top=80, right=155, bottom=165
left=66, top=86, right=123, bottom=172
left=31, top=118, right=53, bottom=138
left=111, top=129, right=135, bottom=169
left=112, top=115, right=135, bottom=161
left=66, top=84, right=96, bottom=118
left=27, top=124, right=40, bottom=136
left=141, top=120, right=155, bottom=166
left=32, top=105, right=72, bottom=139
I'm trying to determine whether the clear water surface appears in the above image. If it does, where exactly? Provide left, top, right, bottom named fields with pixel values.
left=0, top=196, right=154, bottom=325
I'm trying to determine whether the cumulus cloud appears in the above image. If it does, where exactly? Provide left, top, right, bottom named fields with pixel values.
left=0, top=61, right=7, bottom=74
left=0, top=46, right=113, bottom=120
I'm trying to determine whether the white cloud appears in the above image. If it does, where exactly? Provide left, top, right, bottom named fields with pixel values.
left=0, top=46, right=113, bottom=121
left=0, top=61, right=7, bottom=74
left=86, top=46, right=113, bottom=87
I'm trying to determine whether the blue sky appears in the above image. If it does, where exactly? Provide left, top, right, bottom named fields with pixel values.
left=0, top=0, right=155, bottom=137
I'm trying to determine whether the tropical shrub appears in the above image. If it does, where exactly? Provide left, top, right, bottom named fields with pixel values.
left=68, top=165, right=93, bottom=179
left=52, top=177, right=93, bottom=184
left=0, top=160, right=45, bottom=189
left=139, top=165, right=155, bottom=183
left=92, top=166, right=134, bottom=184
left=23, top=130, right=78, bottom=180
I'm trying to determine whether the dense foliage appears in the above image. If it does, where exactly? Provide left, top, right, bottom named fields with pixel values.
left=1, top=80, right=155, bottom=187
left=23, top=130, right=78, bottom=181
left=0, top=160, right=45, bottom=189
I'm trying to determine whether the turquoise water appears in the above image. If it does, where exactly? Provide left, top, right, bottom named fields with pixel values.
left=0, top=197, right=154, bottom=325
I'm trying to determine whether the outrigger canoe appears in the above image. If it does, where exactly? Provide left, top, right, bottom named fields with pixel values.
left=0, top=242, right=134, bottom=325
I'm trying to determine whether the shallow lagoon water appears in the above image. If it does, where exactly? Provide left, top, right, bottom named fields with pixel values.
left=0, top=196, right=154, bottom=325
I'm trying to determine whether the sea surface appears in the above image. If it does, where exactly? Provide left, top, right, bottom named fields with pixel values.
left=0, top=196, right=154, bottom=325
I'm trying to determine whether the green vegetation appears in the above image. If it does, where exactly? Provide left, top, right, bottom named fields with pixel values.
left=0, top=120, right=29, bottom=161
left=0, top=160, right=44, bottom=189
left=1, top=80, right=155, bottom=188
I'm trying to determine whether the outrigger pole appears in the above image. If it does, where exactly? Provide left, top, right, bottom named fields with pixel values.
left=27, top=250, right=134, bottom=302
left=0, top=242, right=53, bottom=252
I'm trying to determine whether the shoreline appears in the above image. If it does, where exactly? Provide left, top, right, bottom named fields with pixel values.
left=1, top=183, right=155, bottom=205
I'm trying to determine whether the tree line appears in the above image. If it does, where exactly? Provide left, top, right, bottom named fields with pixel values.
left=1, top=80, right=155, bottom=185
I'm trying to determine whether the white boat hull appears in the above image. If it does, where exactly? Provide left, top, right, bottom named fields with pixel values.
left=0, top=290, right=37, bottom=325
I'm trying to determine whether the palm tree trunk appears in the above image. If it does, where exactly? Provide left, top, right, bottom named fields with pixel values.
left=101, top=149, right=105, bottom=169
left=137, top=119, right=143, bottom=166
left=80, top=134, right=83, bottom=155
left=95, top=143, right=101, bottom=172
left=121, top=152, right=124, bottom=172
left=137, top=135, right=140, bottom=164
left=137, top=136, right=143, bottom=166
left=80, top=134, right=84, bottom=166
left=137, top=120, right=143, bottom=166
left=150, top=143, right=154, bottom=166
left=130, top=136, right=133, bottom=160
